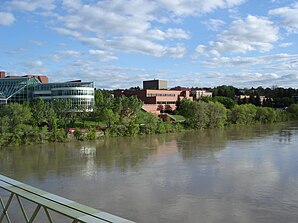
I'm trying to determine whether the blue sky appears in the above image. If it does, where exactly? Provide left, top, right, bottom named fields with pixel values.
left=1, top=0, right=298, bottom=89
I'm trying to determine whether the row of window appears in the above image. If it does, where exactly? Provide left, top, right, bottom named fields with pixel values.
left=147, top=93, right=176, bottom=97
left=157, top=101, right=176, bottom=104
left=52, top=89, right=93, bottom=96
left=34, top=83, right=94, bottom=91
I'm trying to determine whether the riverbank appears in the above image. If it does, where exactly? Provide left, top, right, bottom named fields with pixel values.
left=1, top=100, right=298, bottom=147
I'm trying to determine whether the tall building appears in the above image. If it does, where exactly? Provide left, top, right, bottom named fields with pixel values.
left=0, top=71, right=94, bottom=110
left=143, top=79, right=168, bottom=90
left=114, top=80, right=192, bottom=114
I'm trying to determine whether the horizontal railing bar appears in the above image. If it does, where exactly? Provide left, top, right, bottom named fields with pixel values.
left=0, top=174, right=134, bottom=223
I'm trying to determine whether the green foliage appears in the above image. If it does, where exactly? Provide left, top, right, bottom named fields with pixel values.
left=49, top=128, right=67, bottom=142
left=207, top=102, right=227, bottom=128
left=101, top=108, right=119, bottom=127
left=229, top=104, right=257, bottom=125
left=107, top=120, right=140, bottom=137
left=287, top=103, right=298, bottom=119
left=0, top=103, right=33, bottom=145
left=156, top=122, right=166, bottom=134
left=200, top=96, right=236, bottom=109
left=30, top=99, right=57, bottom=130
left=113, top=95, right=143, bottom=120
left=178, top=100, right=227, bottom=129
left=52, top=99, right=73, bottom=128
left=255, top=107, right=277, bottom=123
left=138, top=113, right=161, bottom=134
left=213, top=96, right=236, bottom=109
left=74, top=128, right=84, bottom=141
left=212, top=85, right=236, bottom=98
left=2, top=86, right=298, bottom=147
left=229, top=104, right=283, bottom=124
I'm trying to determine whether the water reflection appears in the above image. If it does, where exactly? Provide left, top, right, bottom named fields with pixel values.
left=0, top=123, right=298, bottom=223
left=0, top=123, right=294, bottom=180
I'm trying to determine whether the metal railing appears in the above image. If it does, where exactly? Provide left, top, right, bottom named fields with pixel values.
left=0, top=174, right=134, bottom=223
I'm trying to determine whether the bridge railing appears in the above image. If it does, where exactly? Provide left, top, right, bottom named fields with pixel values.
left=0, top=174, right=135, bottom=223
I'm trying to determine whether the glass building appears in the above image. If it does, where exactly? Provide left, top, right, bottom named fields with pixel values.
left=0, top=72, right=94, bottom=110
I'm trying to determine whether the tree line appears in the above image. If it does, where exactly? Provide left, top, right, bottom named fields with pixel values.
left=177, top=99, right=298, bottom=129
left=211, top=85, right=298, bottom=108
left=1, top=87, right=298, bottom=147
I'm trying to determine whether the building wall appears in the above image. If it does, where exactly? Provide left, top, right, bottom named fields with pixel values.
left=191, top=90, right=213, bottom=100
left=0, top=75, right=95, bottom=110
left=143, top=80, right=168, bottom=90
left=0, top=71, right=5, bottom=78
left=114, top=88, right=192, bottom=114
left=33, top=83, right=94, bottom=110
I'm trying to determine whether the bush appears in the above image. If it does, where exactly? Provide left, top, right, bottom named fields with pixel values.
left=86, top=127, right=96, bottom=140
left=74, top=128, right=84, bottom=141
left=287, top=103, right=298, bottom=119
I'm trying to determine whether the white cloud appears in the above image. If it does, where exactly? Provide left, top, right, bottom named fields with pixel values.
left=0, top=12, right=15, bottom=26
left=195, top=45, right=208, bottom=56
left=202, top=53, right=298, bottom=68
left=58, top=50, right=80, bottom=57
left=164, top=28, right=190, bottom=39
left=196, top=15, right=279, bottom=56
left=8, top=0, right=56, bottom=11
left=217, top=15, right=279, bottom=53
left=203, top=19, right=226, bottom=31
left=50, top=50, right=81, bottom=61
left=49, top=0, right=244, bottom=58
left=157, top=0, right=246, bottom=16
left=279, top=42, right=293, bottom=48
left=190, top=53, right=298, bottom=87
left=166, top=45, right=187, bottom=58
left=6, top=47, right=27, bottom=55
left=146, top=28, right=190, bottom=40
left=62, top=0, right=82, bottom=10
left=30, top=40, right=46, bottom=46
left=269, top=2, right=298, bottom=32
left=109, top=37, right=166, bottom=57
left=24, top=60, right=44, bottom=67
left=89, top=50, right=118, bottom=62
left=52, top=27, right=81, bottom=38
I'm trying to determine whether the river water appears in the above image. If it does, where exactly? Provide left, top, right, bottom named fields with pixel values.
left=1, top=123, right=298, bottom=223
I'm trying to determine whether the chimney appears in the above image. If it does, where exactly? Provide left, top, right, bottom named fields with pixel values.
left=0, top=71, right=5, bottom=78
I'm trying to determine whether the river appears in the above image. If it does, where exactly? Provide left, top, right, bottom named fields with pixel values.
left=1, top=123, right=298, bottom=222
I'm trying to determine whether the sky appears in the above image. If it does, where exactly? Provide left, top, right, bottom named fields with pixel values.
left=1, top=0, right=298, bottom=89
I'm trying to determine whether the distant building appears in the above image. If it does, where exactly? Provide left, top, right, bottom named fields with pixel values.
left=236, top=95, right=267, bottom=105
left=0, top=71, right=94, bottom=110
left=114, top=80, right=192, bottom=114
left=143, top=79, right=168, bottom=90
left=190, top=89, right=213, bottom=99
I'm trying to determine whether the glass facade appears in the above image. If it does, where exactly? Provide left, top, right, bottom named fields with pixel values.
left=0, top=77, right=40, bottom=105
left=0, top=77, right=95, bottom=110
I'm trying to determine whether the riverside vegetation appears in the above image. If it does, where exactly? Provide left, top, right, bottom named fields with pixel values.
left=1, top=86, right=298, bottom=147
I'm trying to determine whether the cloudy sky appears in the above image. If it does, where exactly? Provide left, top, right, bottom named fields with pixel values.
left=1, top=0, right=298, bottom=89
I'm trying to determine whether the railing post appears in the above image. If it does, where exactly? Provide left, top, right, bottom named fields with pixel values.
left=0, top=193, right=14, bottom=223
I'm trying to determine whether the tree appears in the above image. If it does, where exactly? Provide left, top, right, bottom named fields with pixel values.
left=113, top=96, right=143, bottom=121
left=31, top=99, right=58, bottom=130
left=287, top=103, right=298, bottom=119
left=212, top=96, right=236, bottom=109
left=178, top=100, right=210, bottom=129
left=0, top=103, right=32, bottom=144
left=52, top=99, right=72, bottom=128
left=30, top=98, right=47, bottom=126
left=207, top=102, right=227, bottom=128
left=101, top=108, right=119, bottom=127
left=212, top=85, right=237, bottom=99
left=229, top=104, right=257, bottom=125
left=255, top=107, right=276, bottom=123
